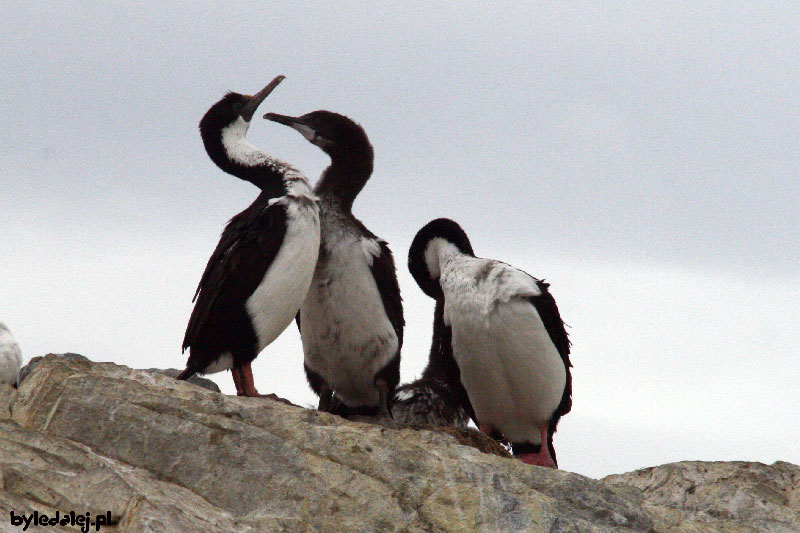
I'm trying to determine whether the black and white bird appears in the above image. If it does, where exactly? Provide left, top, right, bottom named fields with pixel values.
left=391, top=299, right=473, bottom=427
left=264, top=110, right=403, bottom=417
left=0, top=323, right=22, bottom=387
left=178, top=76, right=320, bottom=397
left=408, top=218, right=572, bottom=468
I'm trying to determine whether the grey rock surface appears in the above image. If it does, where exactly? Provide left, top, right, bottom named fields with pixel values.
left=143, top=367, right=221, bottom=393
left=604, top=461, right=800, bottom=532
left=0, top=355, right=796, bottom=532
left=19, top=352, right=221, bottom=393
left=17, top=352, right=89, bottom=384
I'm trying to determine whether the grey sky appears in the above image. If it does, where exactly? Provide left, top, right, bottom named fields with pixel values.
left=2, top=3, right=798, bottom=477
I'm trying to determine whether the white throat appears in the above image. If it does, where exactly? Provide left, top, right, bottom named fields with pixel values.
left=220, top=116, right=265, bottom=167
left=291, top=123, right=316, bottom=142
left=424, top=238, right=461, bottom=280
left=218, top=116, right=318, bottom=205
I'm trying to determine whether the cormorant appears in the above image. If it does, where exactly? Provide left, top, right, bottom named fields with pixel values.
left=178, top=76, right=320, bottom=397
left=264, top=110, right=403, bottom=417
left=408, top=218, right=572, bottom=467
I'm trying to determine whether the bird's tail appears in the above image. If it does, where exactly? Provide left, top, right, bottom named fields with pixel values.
left=176, top=367, right=197, bottom=381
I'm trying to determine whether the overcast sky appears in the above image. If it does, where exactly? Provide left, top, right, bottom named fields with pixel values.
left=1, top=2, right=798, bottom=478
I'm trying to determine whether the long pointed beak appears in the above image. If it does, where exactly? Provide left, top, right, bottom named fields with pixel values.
left=263, top=113, right=303, bottom=127
left=240, top=75, right=285, bottom=121
left=264, top=113, right=316, bottom=141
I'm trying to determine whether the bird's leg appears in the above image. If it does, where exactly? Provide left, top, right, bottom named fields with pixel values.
left=231, top=367, right=246, bottom=396
left=376, top=378, right=392, bottom=418
left=347, top=380, right=397, bottom=428
left=369, top=379, right=397, bottom=428
left=516, top=424, right=557, bottom=468
left=318, top=384, right=333, bottom=412
left=233, top=364, right=292, bottom=402
left=238, top=363, right=262, bottom=397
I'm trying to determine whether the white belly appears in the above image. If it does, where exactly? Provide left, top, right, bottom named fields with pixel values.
left=245, top=204, right=320, bottom=351
left=301, top=236, right=398, bottom=407
left=448, top=298, right=566, bottom=444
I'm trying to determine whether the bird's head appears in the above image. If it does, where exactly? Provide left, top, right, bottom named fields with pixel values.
left=264, top=110, right=372, bottom=163
left=200, top=76, right=285, bottom=139
left=408, top=218, right=474, bottom=299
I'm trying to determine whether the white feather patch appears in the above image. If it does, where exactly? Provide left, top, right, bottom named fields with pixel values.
left=0, top=323, right=22, bottom=386
left=220, top=117, right=260, bottom=166
left=221, top=117, right=307, bottom=183
left=360, top=238, right=382, bottom=267
left=290, top=123, right=316, bottom=142
left=424, top=238, right=458, bottom=280
left=394, top=389, right=415, bottom=402
left=449, top=299, right=565, bottom=443
left=202, top=353, right=233, bottom=374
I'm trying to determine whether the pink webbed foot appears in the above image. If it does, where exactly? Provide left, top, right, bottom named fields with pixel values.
left=232, top=363, right=267, bottom=397
left=517, top=451, right=557, bottom=469
left=517, top=424, right=557, bottom=468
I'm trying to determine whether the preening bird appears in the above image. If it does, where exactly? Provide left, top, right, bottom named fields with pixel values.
left=407, top=218, right=572, bottom=467
left=264, top=110, right=403, bottom=418
left=0, top=323, right=22, bottom=387
left=178, top=76, right=320, bottom=397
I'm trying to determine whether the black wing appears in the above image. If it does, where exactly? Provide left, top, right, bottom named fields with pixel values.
left=368, top=239, right=404, bottom=348
left=421, top=299, right=476, bottom=424
left=529, top=280, right=573, bottom=425
left=182, top=193, right=288, bottom=355
left=530, top=280, right=571, bottom=360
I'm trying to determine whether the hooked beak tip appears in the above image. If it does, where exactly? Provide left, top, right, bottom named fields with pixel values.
left=240, top=75, right=285, bottom=121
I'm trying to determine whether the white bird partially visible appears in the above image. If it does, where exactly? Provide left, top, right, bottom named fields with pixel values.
left=0, top=323, right=22, bottom=387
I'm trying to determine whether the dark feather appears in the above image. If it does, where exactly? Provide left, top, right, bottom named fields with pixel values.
left=181, top=193, right=288, bottom=372
left=410, top=299, right=475, bottom=424
left=368, top=239, right=404, bottom=348
left=528, top=280, right=573, bottom=427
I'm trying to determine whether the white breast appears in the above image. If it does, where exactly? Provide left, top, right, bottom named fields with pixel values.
left=300, top=220, right=398, bottom=407
left=0, top=325, right=22, bottom=386
left=245, top=196, right=320, bottom=351
left=440, top=257, right=565, bottom=444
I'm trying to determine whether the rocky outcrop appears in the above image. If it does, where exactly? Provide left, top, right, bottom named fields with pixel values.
left=19, top=353, right=220, bottom=393
left=16, top=352, right=89, bottom=384
left=0, top=355, right=797, bottom=532
left=604, top=461, right=800, bottom=532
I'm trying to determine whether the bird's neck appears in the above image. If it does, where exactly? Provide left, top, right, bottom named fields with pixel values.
left=203, top=117, right=297, bottom=199
left=421, top=300, right=460, bottom=383
left=315, top=151, right=374, bottom=212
